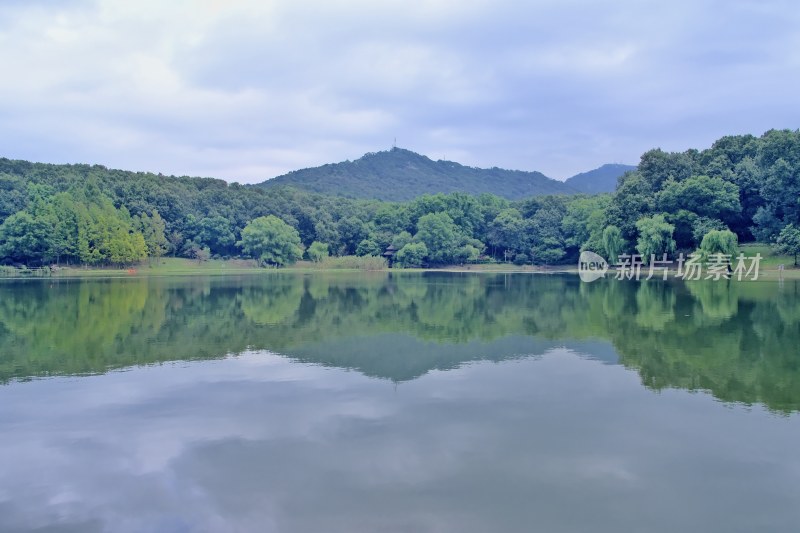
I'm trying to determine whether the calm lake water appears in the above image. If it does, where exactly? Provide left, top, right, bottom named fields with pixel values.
left=1, top=272, right=799, bottom=532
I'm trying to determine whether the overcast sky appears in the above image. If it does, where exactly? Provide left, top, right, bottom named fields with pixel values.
left=1, top=1, right=798, bottom=183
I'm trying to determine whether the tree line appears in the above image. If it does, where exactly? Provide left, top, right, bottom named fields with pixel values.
left=1, top=129, right=799, bottom=267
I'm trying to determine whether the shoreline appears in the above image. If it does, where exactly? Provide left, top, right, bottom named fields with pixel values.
left=1, top=257, right=798, bottom=281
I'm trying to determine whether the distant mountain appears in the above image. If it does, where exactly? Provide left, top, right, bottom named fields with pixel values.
left=257, top=148, right=579, bottom=201
left=564, top=163, right=636, bottom=194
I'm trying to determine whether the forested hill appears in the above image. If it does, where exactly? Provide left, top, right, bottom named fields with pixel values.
left=256, top=147, right=579, bottom=200
left=565, top=163, right=637, bottom=193
left=1, top=129, right=799, bottom=269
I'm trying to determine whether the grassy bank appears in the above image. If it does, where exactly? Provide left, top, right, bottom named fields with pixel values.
left=1, top=244, right=797, bottom=279
left=11, top=258, right=265, bottom=278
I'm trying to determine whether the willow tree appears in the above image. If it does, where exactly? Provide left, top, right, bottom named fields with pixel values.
left=699, top=229, right=738, bottom=260
left=635, top=214, right=676, bottom=261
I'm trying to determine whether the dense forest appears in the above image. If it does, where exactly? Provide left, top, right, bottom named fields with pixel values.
left=1, top=129, right=799, bottom=268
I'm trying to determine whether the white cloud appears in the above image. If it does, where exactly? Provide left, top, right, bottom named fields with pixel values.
left=0, top=0, right=799, bottom=182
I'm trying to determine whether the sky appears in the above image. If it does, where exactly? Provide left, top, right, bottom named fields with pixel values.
left=0, top=0, right=798, bottom=183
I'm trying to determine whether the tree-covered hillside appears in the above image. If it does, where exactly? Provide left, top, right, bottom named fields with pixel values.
left=0, top=129, right=798, bottom=269
left=565, top=163, right=637, bottom=194
left=257, top=147, right=578, bottom=200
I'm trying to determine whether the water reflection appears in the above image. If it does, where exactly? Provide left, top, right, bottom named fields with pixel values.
left=1, top=273, right=799, bottom=411
left=1, top=274, right=800, bottom=532
left=1, top=351, right=798, bottom=533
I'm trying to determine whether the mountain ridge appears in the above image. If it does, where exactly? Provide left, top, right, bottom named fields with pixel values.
left=257, top=147, right=581, bottom=201
left=564, top=163, right=637, bottom=194
left=258, top=148, right=635, bottom=200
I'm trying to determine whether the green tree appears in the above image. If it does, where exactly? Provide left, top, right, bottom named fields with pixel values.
left=75, top=204, right=106, bottom=265
left=656, top=175, right=741, bottom=221
left=751, top=206, right=783, bottom=242
left=415, top=212, right=461, bottom=264
left=439, top=192, right=485, bottom=238
left=391, top=231, right=413, bottom=250
left=356, top=238, right=381, bottom=256
left=195, top=215, right=236, bottom=256
left=64, top=188, right=146, bottom=266
left=530, top=239, right=565, bottom=265
left=601, top=225, right=625, bottom=261
left=635, top=214, right=676, bottom=260
left=486, top=208, right=524, bottom=260
left=238, top=215, right=303, bottom=266
left=454, top=244, right=481, bottom=264
left=0, top=173, right=26, bottom=226
left=137, top=210, right=169, bottom=260
left=336, top=216, right=368, bottom=255
left=395, top=242, right=428, bottom=268
left=46, top=193, right=80, bottom=264
left=0, top=211, right=52, bottom=264
left=307, top=241, right=329, bottom=262
left=527, top=202, right=567, bottom=264
left=730, top=156, right=764, bottom=239
left=562, top=195, right=610, bottom=252
left=312, top=216, right=339, bottom=251
left=666, top=210, right=699, bottom=250
left=692, top=218, right=727, bottom=247
left=699, top=229, right=738, bottom=260
left=606, top=172, right=656, bottom=244
left=167, top=231, right=184, bottom=257
left=374, top=204, right=411, bottom=236
left=638, top=148, right=693, bottom=190
left=775, top=224, right=800, bottom=266
left=108, top=229, right=148, bottom=265
left=762, top=157, right=800, bottom=230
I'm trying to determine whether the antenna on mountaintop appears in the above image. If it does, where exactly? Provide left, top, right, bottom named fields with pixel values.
left=393, top=137, right=396, bottom=150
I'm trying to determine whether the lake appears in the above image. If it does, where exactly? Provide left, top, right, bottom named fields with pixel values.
left=1, top=272, right=799, bottom=532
